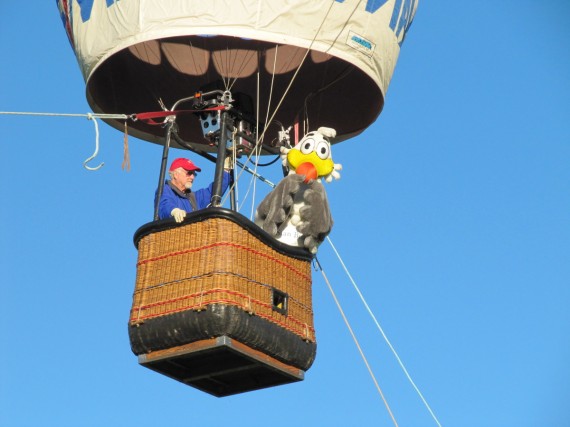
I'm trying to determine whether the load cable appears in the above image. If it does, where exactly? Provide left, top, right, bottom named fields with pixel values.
left=315, top=256, right=400, bottom=427
left=325, top=236, right=443, bottom=427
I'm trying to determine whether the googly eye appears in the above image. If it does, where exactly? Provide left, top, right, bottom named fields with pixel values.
left=315, top=140, right=330, bottom=160
left=300, top=138, right=315, bottom=154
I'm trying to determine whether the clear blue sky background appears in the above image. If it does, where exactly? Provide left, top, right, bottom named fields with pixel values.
left=1, top=2, right=569, bottom=426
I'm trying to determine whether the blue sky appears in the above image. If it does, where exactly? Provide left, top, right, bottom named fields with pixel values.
left=1, top=2, right=569, bottom=426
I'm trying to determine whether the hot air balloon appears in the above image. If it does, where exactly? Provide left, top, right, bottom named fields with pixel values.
left=57, top=0, right=417, bottom=396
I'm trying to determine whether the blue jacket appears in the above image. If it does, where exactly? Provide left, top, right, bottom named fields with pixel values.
left=156, top=172, right=230, bottom=220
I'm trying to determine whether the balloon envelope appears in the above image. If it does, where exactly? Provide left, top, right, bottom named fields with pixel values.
left=57, top=0, right=417, bottom=150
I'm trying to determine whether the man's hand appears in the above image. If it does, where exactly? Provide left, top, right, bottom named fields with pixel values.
left=171, top=208, right=186, bottom=223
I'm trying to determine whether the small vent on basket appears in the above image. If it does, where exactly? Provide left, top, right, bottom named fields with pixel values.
left=271, top=288, right=288, bottom=316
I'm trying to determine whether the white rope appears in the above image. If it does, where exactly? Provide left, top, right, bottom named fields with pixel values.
left=0, top=111, right=129, bottom=120
left=256, top=0, right=339, bottom=143
left=263, top=44, right=278, bottom=140
left=221, top=1, right=341, bottom=212
left=325, top=236, right=443, bottom=427
left=0, top=111, right=130, bottom=171
left=250, top=71, right=262, bottom=219
left=316, top=257, right=399, bottom=427
left=237, top=73, right=266, bottom=218
left=233, top=151, right=435, bottom=424
left=84, top=113, right=104, bottom=171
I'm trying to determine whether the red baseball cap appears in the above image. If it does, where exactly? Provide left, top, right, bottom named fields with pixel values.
left=169, top=158, right=201, bottom=172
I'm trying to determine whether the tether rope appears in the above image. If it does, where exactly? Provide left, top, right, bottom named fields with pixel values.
left=326, top=236, right=443, bottom=427
left=315, top=256, right=399, bottom=427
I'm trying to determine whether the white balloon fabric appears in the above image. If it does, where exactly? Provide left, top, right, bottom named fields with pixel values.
left=57, top=0, right=418, bottom=147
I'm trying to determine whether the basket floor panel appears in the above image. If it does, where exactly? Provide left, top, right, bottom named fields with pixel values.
left=139, top=336, right=304, bottom=397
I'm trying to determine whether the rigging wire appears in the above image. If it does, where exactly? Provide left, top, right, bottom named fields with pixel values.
left=222, top=0, right=353, bottom=211
left=221, top=72, right=270, bottom=213
left=234, top=43, right=280, bottom=217
left=0, top=111, right=128, bottom=120
left=130, top=42, right=163, bottom=106
left=213, top=45, right=257, bottom=94
left=315, top=256, right=399, bottom=427
left=325, top=236, right=443, bottom=427
left=0, top=111, right=128, bottom=171
left=220, top=0, right=365, bottom=230
left=250, top=69, right=264, bottom=219
left=262, top=44, right=279, bottom=144
left=256, top=0, right=340, bottom=144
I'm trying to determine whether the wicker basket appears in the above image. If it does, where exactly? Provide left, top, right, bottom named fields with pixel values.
left=129, top=208, right=316, bottom=374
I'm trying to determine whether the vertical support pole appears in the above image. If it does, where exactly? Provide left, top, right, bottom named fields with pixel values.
left=153, top=120, right=175, bottom=220
left=210, top=111, right=228, bottom=207
left=229, top=167, right=236, bottom=210
left=228, top=143, right=237, bottom=210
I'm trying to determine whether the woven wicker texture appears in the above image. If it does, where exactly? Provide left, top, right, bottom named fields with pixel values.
left=130, top=217, right=315, bottom=341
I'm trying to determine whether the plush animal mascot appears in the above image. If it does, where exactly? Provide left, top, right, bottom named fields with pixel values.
left=255, top=127, right=342, bottom=254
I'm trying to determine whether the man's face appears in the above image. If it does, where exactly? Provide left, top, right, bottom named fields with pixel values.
left=172, top=168, right=196, bottom=191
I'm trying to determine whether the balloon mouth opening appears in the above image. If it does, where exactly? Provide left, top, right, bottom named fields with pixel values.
left=85, top=35, right=384, bottom=149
